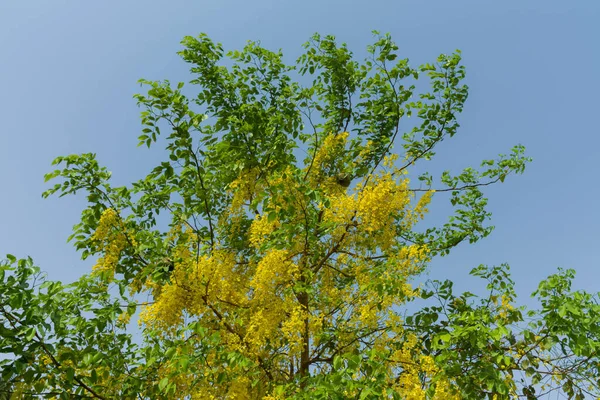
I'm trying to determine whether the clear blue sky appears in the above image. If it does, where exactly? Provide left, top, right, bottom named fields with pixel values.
left=1, top=1, right=599, bottom=308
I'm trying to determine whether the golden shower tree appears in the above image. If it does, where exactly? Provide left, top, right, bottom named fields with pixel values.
left=2, top=33, right=599, bottom=399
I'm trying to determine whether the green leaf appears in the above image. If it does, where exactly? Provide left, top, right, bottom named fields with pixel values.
left=159, top=377, right=169, bottom=391
left=25, top=327, right=36, bottom=341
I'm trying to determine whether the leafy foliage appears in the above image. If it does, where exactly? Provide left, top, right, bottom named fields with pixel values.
left=1, top=32, right=598, bottom=399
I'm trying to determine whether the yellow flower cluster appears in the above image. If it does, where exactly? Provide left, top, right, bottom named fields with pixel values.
left=355, top=139, right=375, bottom=165
left=390, top=333, right=460, bottom=399
left=117, top=311, right=132, bottom=327
left=321, top=159, right=431, bottom=252
left=497, top=294, right=515, bottom=320
left=321, top=193, right=356, bottom=241
left=252, top=249, right=298, bottom=298
left=393, top=245, right=430, bottom=278
left=391, top=334, right=427, bottom=399
left=311, top=132, right=349, bottom=174
left=245, top=249, right=299, bottom=350
left=356, top=172, right=410, bottom=240
left=261, top=394, right=285, bottom=400
left=330, top=244, right=428, bottom=333
left=229, top=167, right=261, bottom=211
left=432, top=379, right=460, bottom=400
left=226, top=376, right=253, bottom=399
left=248, top=214, right=279, bottom=249
left=245, top=307, right=283, bottom=350
left=139, top=244, right=250, bottom=334
left=411, top=190, right=435, bottom=223
left=138, top=280, right=187, bottom=332
left=281, top=304, right=307, bottom=356
left=90, top=208, right=136, bottom=281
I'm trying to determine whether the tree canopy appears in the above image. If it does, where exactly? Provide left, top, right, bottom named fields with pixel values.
left=1, top=32, right=599, bottom=399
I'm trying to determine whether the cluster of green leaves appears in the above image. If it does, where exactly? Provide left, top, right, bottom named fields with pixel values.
left=0, top=256, right=148, bottom=399
left=409, top=264, right=600, bottom=399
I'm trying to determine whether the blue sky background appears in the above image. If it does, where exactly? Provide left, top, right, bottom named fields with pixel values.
left=1, top=1, right=599, bottom=314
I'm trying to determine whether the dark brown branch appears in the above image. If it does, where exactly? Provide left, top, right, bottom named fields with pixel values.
left=407, top=174, right=506, bottom=193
